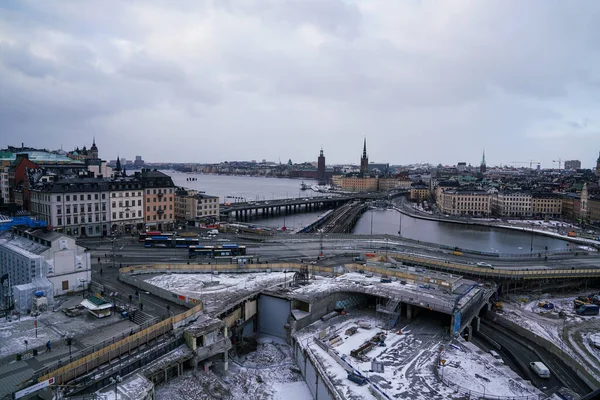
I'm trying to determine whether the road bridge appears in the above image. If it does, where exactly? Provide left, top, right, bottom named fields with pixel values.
left=219, top=192, right=399, bottom=221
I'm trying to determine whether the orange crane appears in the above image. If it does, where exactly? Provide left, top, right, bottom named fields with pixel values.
left=511, top=161, right=541, bottom=169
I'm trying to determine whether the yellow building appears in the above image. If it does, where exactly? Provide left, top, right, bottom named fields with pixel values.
left=532, top=193, right=562, bottom=218
left=410, top=186, right=429, bottom=202
left=439, top=190, right=492, bottom=216
left=335, top=176, right=379, bottom=192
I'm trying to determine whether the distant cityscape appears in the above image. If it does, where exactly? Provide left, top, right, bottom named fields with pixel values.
left=0, top=139, right=599, bottom=238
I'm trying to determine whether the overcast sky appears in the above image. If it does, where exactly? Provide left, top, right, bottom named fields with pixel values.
left=1, top=1, right=599, bottom=168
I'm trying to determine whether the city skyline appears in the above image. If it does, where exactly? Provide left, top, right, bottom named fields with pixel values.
left=1, top=1, right=599, bottom=167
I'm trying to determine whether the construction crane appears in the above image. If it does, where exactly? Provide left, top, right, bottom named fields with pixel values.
left=511, top=161, right=541, bottom=169
left=552, top=158, right=563, bottom=170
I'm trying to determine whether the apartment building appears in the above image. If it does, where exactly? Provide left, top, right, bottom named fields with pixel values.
left=410, top=186, right=430, bottom=202
left=492, top=191, right=532, bottom=218
left=30, top=178, right=110, bottom=237
left=137, top=170, right=175, bottom=231
left=108, top=178, right=145, bottom=234
left=0, top=166, right=8, bottom=204
left=532, top=193, right=562, bottom=218
left=439, top=190, right=492, bottom=216
left=175, top=189, right=220, bottom=223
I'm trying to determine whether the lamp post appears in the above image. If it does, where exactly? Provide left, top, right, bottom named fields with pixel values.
left=109, top=375, right=122, bottom=399
left=479, top=382, right=486, bottom=399
left=65, top=335, right=73, bottom=362
left=111, top=235, right=116, bottom=269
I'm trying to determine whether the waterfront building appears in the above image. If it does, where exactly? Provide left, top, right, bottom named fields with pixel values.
left=0, top=226, right=91, bottom=312
left=175, top=189, right=220, bottom=224
left=67, top=138, right=100, bottom=163
left=439, top=190, right=492, bottom=217
left=410, top=185, right=430, bottom=202
left=492, top=191, right=532, bottom=218
left=334, top=175, right=379, bottom=192
left=318, top=148, right=326, bottom=184
left=137, top=169, right=176, bottom=231
left=532, top=193, right=562, bottom=219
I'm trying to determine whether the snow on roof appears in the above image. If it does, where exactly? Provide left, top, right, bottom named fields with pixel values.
left=81, top=298, right=113, bottom=311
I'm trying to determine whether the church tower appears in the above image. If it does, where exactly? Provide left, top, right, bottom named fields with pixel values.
left=480, top=150, right=487, bottom=173
left=90, top=137, right=99, bottom=160
left=360, top=138, right=369, bottom=174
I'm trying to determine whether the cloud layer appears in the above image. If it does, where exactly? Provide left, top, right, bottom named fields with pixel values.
left=1, top=0, right=599, bottom=167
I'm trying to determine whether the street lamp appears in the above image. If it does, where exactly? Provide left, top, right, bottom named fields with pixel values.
left=65, top=335, right=73, bottom=362
left=109, top=375, right=122, bottom=399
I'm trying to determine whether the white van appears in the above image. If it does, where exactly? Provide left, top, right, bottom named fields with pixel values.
left=208, top=229, right=219, bottom=236
left=530, top=362, right=550, bottom=378
left=489, top=350, right=501, bottom=359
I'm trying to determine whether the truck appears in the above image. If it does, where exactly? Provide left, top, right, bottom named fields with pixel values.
left=576, top=304, right=600, bottom=316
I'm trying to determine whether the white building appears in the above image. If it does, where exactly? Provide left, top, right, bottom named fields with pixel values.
left=30, top=177, right=111, bottom=237
left=108, top=177, right=145, bottom=234
left=0, top=227, right=91, bottom=312
left=0, top=166, right=9, bottom=204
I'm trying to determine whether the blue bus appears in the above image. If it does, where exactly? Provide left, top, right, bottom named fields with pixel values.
left=188, top=244, right=246, bottom=258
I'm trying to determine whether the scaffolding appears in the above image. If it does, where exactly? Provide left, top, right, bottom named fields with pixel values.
left=376, top=296, right=401, bottom=330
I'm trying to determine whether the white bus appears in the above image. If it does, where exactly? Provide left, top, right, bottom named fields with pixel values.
left=530, top=362, right=550, bottom=378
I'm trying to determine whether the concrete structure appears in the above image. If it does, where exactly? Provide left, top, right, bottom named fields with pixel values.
left=109, top=177, right=145, bottom=234
left=137, top=170, right=175, bottom=231
left=30, top=178, right=110, bottom=237
left=439, top=190, right=492, bottom=217
left=183, top=314, right=231, bottom=372
left=0, top=226, right=91, bottom=311
left=87, top=160, right=113, bottom=179
left=564, top=160, right=581, bottom=170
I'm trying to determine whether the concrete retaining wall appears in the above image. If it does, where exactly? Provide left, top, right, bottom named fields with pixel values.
left=294, top=341, right=343, bottom=400
left=491, top=312, right=599, bottom=390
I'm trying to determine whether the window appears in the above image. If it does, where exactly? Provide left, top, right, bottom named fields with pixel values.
left=102, top=204, right=106, bottom=211
left=74, top=216, right=78, bottom=224
left=58, top=217, right=62, bottom=225
left=62, top=280, right=69, bottom=290
left=112, top=202, right=116, bottom=208
left=80, top=195, right=84, bottom=201
left=138, top=200, right=141, bottom=206
left=74, top=205, right=78, bottom=213
left=66, top=195, right=70, bottom=201
left=153, top=206, right=156, bottom=211
left=119, top=201, right=123, bottom=207
left=125, top=200, right=129, bottom=207
left=87, top=194, right=91, bottom=200
left=95, top=194, right=98, bottom=200
left=147, top=216, right=150, bottom=221
left=138, top=210, right=142, bottom=217
left=153, top=215, right=156, bottom=220
left=67, top=217, right=71, bottom=224
left=102, top=194, right=105, bottom=199
left=57, top=207, right=62, bottom=215
left=113, top=212, right=116, bottom=219
left=119, top=212, right=123, bottom=218
left=112, top=193, right=116, bottom=198
left=57, top=196, right=61, bottom=201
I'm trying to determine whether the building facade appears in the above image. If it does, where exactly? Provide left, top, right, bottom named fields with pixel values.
left=410, top=186, right=430, bottom=202
left=175, top=189, right=220, bottom=224
left=30, top=178, right=110, bottom=237
left=439, top=190, right=492, bottom=216
left=0, top=166, right=9, bottom=204
left=532, top=193, right=562, bottom=218
left=564, top=160, right=581, bottom=170
left=138, top=170, right=176, bottom=231
left=492, top=191, right=532, bottom=218
left=109, top=178, right=145, bottom=234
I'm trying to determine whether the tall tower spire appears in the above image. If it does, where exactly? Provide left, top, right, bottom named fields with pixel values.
left=360, top=138, right=369, bottom=174
left=480, top=149, right=487, bottom=173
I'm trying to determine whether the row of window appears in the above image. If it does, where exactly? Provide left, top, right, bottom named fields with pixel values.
left=58, top=194, right=105, bottom=202
left=112, top=200, right=142, bottom=208
left=58, top=204, right=105, bottom=214
left=147, top=205, right=173, bottom=211
left=146, top=213, right=173, bottom=221
left=147, top=189, right=174, bottom=194
left=112, top=211, right=142, bottom=219
left=112, top=191, right=142, bottom=197
left=58, top=214, right=107, bottom=225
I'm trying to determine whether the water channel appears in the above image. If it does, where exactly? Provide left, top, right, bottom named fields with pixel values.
left=165, top=171, right=572, bottom=254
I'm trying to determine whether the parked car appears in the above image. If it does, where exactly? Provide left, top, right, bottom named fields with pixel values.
left=476, top=262, right=493, bottom=268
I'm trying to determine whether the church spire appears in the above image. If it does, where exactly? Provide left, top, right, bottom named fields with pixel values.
left=480, top=149, right=487, bottom=173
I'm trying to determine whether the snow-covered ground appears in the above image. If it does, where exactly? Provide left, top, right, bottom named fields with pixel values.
left=0, top=296, right=137, bottom=358
left=295, top=313, right=539, bottom=399
left=501, top=293, right=600, bottom=381
left=155, top=338, right=311, bottom=400
left=440, top=341, right=540, bottom=398
left=144, top=272, right=287, bottom=312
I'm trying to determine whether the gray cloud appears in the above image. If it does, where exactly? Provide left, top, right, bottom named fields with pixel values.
left=0, top=0, right=599, bottom=167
